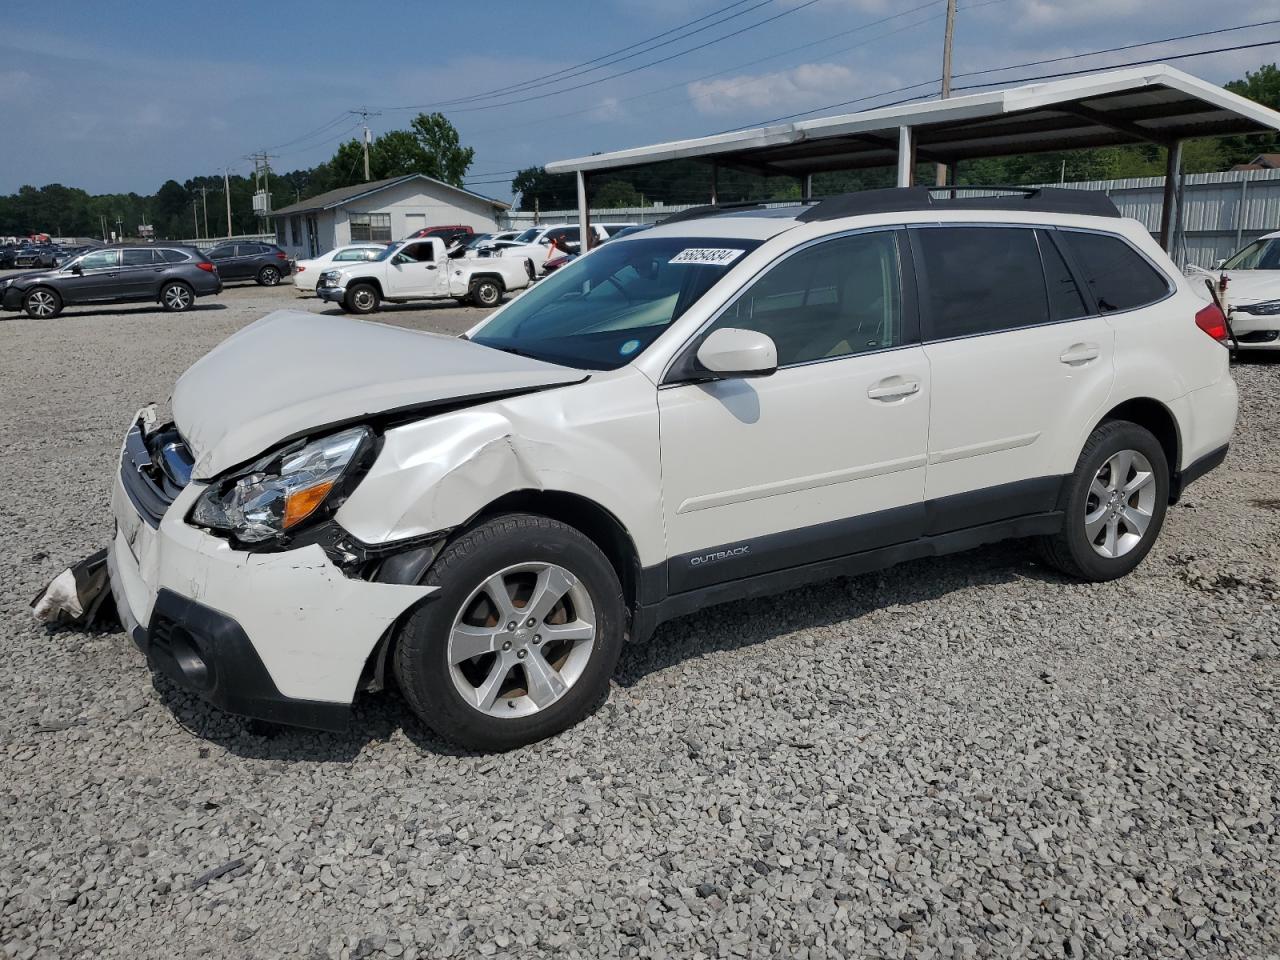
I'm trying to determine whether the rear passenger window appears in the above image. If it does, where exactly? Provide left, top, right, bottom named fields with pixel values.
left=1038, top=231, right=1088, bottom=321
left=913, top=226, right=1047, bottom=339
left=712, top=231, right=905, bottom=365
left=122, top=249, right=158, bottom=266
left=1058, top=231, right=1169, bottom=313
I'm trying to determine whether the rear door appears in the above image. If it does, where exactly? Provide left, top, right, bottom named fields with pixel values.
left=912, top=225, right=1115, bottom=528
left=658, top=229, right=930, bottom=592
left=118, top=248, right=164, bottom=298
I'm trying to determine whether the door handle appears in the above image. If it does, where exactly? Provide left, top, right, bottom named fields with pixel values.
left=1059, top=343, right=1100, bottom=365
left=426, top=265, right=437, bottom=270
left=867, top=378, right=921, bottom=401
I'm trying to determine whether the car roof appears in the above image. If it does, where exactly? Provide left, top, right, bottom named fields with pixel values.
left=639, top=211, right=802, bottom=241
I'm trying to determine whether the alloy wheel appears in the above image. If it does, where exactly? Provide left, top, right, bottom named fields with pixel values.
left=27, top=291, right=56, bottom=317
left=1084, top=448, right=1156, bottom=558
left=164, top=285, right=191, bottom=310
left=447, top=562, right=596, bottom=718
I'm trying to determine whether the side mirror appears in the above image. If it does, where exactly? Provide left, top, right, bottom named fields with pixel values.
left=70, top=263, right=83, bottom=275
left=696, top=327, right=778, bottom=378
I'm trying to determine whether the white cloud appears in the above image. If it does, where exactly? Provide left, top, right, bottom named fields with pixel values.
left=687, top=63, right=859, bottom=116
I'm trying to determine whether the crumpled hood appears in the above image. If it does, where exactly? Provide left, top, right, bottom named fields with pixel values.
left=172, top=309, right=585, bottom=480
left=1186, top=267, right=1280, bottom=306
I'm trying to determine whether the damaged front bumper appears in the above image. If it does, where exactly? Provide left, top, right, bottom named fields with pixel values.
left=108, top=419, right=432, bottom=731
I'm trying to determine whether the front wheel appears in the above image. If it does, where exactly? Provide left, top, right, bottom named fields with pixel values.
left=470, top=278, right=502, bottom=308
left=24, top=288, right=61, bottom=319
left=393, top=514, right=625, bottom=751
left=344, top=282, right=378, bottom=314
left=160, top=281, right=193, bottom=312
left=1038, top=420, right=1169, bottom=581
left=256, top=265, right=281, bottom=286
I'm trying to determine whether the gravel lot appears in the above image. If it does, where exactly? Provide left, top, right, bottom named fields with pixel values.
left=1, top=278, right=1278, bottom=959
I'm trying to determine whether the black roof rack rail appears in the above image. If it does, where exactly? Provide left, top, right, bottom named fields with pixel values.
left=797, top=185, right=1120, bottom=222
left=656, top=200, right=772, bottom=225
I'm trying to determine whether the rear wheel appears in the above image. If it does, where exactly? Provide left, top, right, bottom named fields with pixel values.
left=256, top=265, right=281, bottom=286
left=345, top=283, right=378, bottom=314
left=160, top=281, right=193, bottom=312
left=393, top=514, right=625, bottom=751
left=1038, top=420, right=1169, bottom=581
left=24, top=288, right=61, bottom=319
left=471, top=278, right=502, bottom=308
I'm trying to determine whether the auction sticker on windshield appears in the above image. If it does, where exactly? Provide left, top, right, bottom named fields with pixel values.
left=669, top=248, right=746, bottom=266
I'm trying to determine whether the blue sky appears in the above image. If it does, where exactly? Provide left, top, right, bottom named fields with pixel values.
left=0, top=0, right=1276, bottom=198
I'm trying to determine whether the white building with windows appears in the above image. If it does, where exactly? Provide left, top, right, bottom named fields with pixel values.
left=268, top=173, right=509, bottom=261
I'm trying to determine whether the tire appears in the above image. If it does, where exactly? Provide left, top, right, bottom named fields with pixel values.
left=1038, top=420, right=1169, bottom=581
left=160, top=281, right=194, bottom=312
left=24, top=287, right=61, bottom=319
left=344, top=282, right=379, bottom=314
left=256, top=265, right=281, bottom=286
left=393, top=513, right=625, bottom=751
left=471, top=278, right=502, bottom=308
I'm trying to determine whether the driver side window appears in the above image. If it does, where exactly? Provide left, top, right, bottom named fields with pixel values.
left=395, top=242, right=433, bottom=264
left=708, top=231, right=905, bottom=366
left=79, top=250, right=119, bottom=271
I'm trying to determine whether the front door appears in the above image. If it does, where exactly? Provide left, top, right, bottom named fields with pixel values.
left=658, top=230, right=930, bottom=594
left=383, top=241, right=446, bottom=298
left=911, top=225, right=1116, bottom=527
left=59, top=248, right=121, bottom=302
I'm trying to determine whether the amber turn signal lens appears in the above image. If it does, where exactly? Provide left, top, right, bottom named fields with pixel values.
left=282, top=481, right=335, bottom=529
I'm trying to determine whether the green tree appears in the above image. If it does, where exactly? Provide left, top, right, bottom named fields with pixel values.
left=409, top=112, right=475, bottom=186
left=592, top=179, right=644, bottom=208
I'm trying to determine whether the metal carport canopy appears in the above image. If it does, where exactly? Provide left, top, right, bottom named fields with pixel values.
left=545, top=65, right=1280, bottom=251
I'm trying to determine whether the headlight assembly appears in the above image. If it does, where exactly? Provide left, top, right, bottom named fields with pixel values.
left=1233, top=299, right=1280, bottom=317
left=190, top=426, right=374, bottom=544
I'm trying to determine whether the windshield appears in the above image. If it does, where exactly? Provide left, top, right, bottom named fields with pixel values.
left=370, top=242, right=402, bottom=262
left=1222, top=237, right=1280, bottom=270
left=470, top=235, right=763, bottom=370
left=513, top=228, right=540, bottom=243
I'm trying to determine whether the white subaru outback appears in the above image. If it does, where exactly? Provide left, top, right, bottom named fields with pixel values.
left=108, top=187, right=1237, bottom=751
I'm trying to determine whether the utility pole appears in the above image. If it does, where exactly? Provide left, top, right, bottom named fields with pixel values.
left=224, top=168, right=233, bottom=238
left=348, top=108, right=382, bottom=182
left=199, top=186, right=210, bottom=241
left=192, top=201, right=199, bottom=240
left=935, top=0, right=957, bottom=187
left=246, top=152, right=277, bottom=232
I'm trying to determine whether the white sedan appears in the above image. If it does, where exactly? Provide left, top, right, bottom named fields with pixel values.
left=293, top=244, right=388, bottom=294
left=1188, top=229, right=1280, bottom=350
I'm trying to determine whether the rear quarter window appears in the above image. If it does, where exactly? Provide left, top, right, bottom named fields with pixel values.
left=159, top=249, right=190, bottom=263
left=1058, top=231, right=1170, bottom=313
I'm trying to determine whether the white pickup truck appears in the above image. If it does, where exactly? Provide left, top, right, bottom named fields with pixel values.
left=316, top=236, right=534, bottom=313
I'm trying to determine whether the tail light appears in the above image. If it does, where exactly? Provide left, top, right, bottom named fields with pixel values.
left=1194, top=303, right=1229, bottom=345
left=197, top=261, right=216, bottom=273
left=296, top=265, right=305, bottom=273
left=275, top=251, right=288, bottom=260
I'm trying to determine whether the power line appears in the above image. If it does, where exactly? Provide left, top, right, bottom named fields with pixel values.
left=463, top=0, right=952, bottom=141
left=381, top=0, right=828, bottom=115
left=420, top=0, right=779, bottom=109
left=737, top=20, right=1280, bottom=128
